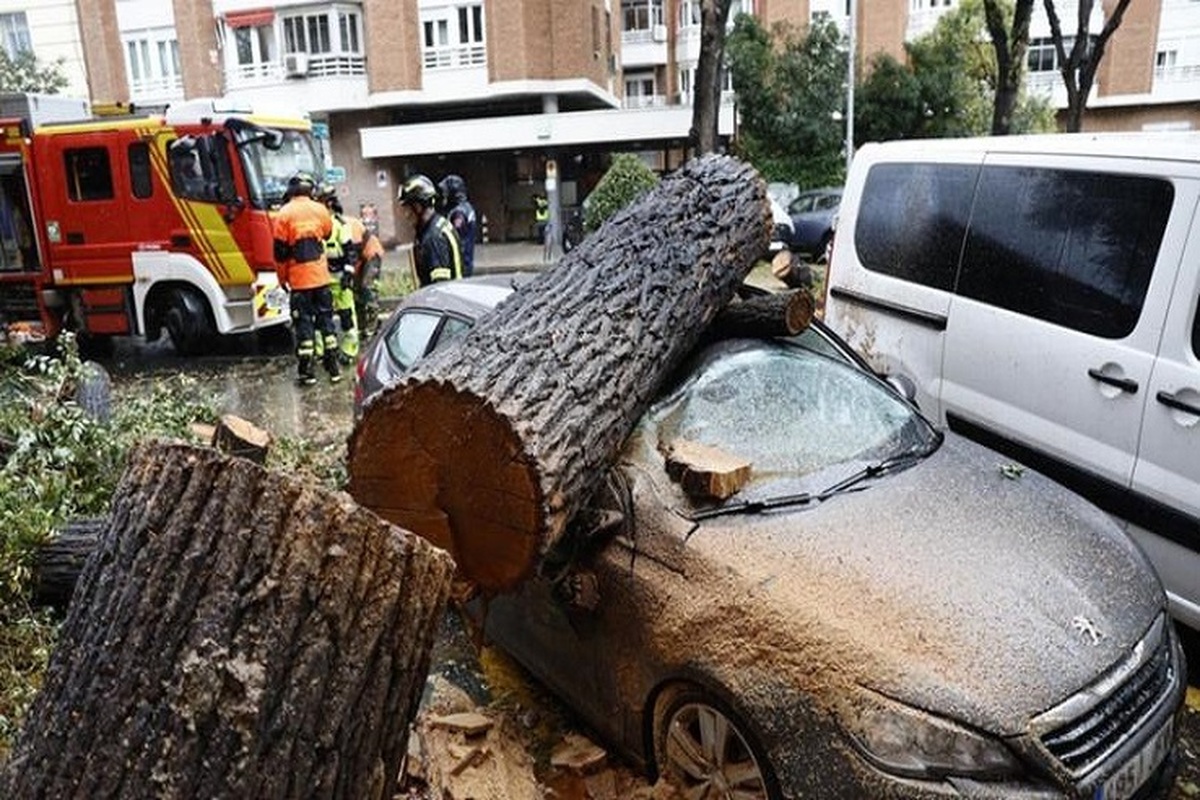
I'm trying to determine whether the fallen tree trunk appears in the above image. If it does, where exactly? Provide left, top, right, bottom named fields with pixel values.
left=709, top=289, right=814, bottom=341
left=349, top=154, right=770, bottom=592
left=2, top=441, right=455, bottom=800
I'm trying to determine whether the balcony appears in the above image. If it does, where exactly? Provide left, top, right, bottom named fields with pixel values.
left=623, top=94, right=668, bottom=108
left=129, top=74, right=185, bottom=107
left=223, top=53, right=369, bottom=113
left=621, top=27, right=668, bottom=67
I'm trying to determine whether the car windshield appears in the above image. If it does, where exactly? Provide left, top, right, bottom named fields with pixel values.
left=646, top=339, right=937, bottom=495
left=236, top=128, right=323, bottom=209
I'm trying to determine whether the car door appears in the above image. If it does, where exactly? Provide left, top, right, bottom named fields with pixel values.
left=940, top=158, right=1186, bottom=510
left=1130, top=220, right=1200, bottom=629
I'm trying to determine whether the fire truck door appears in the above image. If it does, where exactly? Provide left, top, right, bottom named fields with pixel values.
left=37, top=137, right=135, bottom=283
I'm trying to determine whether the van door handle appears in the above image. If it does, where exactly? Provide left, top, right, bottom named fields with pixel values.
left=1156, top=390, right=1200, bottom=416
left=1087, top=368, right=1138, bottom=394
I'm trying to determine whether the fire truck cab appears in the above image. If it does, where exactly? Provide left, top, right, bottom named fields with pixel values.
left=0, top=94, right=322, bottom=354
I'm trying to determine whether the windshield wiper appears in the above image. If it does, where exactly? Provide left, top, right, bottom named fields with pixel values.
left=685, top=435, right=942, bottom=522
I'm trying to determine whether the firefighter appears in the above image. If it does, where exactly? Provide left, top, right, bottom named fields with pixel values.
left=273, top=171, right=340, bottom=385
left=316, top=183, right=360, bottom=366
left=397, top=174, right=462, bottom=287
left=437, top=174, right=477, bottom=276
left=347, top=211, right=385, bottom=338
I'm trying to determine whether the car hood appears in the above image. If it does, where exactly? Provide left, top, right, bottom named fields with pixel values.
left=661, top=433, right=1165, bottom=735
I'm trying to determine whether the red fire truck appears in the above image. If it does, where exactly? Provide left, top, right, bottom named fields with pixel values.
left=0, top=95, right=326, bottom=354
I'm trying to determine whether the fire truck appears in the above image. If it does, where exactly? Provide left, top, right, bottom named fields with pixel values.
left=0, top=94, right=326, bottom=354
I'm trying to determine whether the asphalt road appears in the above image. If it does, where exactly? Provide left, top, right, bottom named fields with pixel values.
left=101, top=334, right=1200, bottom=799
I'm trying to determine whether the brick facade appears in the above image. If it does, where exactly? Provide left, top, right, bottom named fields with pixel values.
left=75, top=0, right=127, bottom=104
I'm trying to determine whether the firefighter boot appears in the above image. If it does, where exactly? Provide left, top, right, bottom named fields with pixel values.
left=323, top=350, right=342, bottom=383
left=297, top=355, right=317, bottom=386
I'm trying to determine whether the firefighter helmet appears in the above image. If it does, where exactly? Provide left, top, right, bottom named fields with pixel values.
left=316, top=182, right=342, bottom=213
left=286, top=171, right=317, bottom=198
left=398, top=174, right=438, bottom=209
left=438, top=174, right=467, bottom=209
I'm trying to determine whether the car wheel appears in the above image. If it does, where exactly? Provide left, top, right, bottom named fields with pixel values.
left=653, top=684, right=779, bottom=800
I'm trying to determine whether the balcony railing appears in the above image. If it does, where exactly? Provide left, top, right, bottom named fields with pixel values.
left=130, top=74, right=184, bottom=102
left=1155, top=64, right=1200, bottom=82
left=623, top=94, right=667, bottom=108
left=423, top=44, right=486, bottom=70
left=226, top=54, right=366, bottom=89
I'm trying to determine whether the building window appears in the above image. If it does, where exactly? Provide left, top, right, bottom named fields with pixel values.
left=1156, top=50, right=1177, bottom=69
left=679, top=0, right=700, bottom=28
left=0, top=12, right=32, bottom=58
left=625, top=73, right=658, bottom=107
left=278, top=7, right=365, bottom=76
left=622, top=0, right=663, bottom=32
left=123, top=28, right=182, bottom=99
left=421, top=3, right=485, bottom=69
left=1027, top=37, right=1057, bottom=72
left=235, top=25, right=276, bottom=70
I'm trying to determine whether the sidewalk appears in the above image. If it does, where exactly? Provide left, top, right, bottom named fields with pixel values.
left=381, top=241, right=557, bottom=278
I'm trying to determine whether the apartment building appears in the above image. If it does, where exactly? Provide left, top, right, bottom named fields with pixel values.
left=9, top=0, right=1200, bottom=243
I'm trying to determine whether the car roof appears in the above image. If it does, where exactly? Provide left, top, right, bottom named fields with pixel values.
left=394, top=272, right=538, bottom=319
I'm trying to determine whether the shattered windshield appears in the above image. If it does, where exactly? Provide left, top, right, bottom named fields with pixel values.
left=648, top=339, right=936, bottom=487
left=236, top=128, right=323, bottom=209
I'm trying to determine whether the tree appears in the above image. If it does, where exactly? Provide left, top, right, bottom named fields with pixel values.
left=691, top=0, right=735, bottom=154
left=855, top=0, right=1054, bottom=143
left=0, top=49, right=69, bottom=94
left=982, top=0, right=1035, bottom=134
left=1043, top=0, right=1134, bottom=132
left=726, top=15, right=847, bottom=188
left=581, top=153, right=660, bottom=233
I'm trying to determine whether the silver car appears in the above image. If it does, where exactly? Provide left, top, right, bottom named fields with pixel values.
left=357, top=281, right=1185, bottom=800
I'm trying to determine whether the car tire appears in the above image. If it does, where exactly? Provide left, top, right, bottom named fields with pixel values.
left=652, top=683, right=780, bottom=800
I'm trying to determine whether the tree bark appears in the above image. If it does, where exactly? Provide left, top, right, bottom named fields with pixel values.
left=691, top=0, right=734, bottom=154
left=1044, top=0, right=1133, bottom=132
left=348, top=154, right=770, bottom=593
left=32, top=516, right=106, bottom=609
left=709, top=289, right=814, bottom=340
left=984, top=0, right=1034, bottom=135
left=3, top=441, right=455, bottom=800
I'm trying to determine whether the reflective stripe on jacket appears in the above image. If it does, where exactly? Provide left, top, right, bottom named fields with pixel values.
left=415, top=212, right=463, bottom=285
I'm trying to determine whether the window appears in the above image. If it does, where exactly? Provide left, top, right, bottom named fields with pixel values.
left=622, top=0, right=663, bottom=32
left=959, top=166, right=1172, bottom=339
left=129, top=143, right=153, bottom=199
left=169, top=140, right=216, bottom=202
left=64, top=148, right=114, bottom=202
left=384, top=311, right=444, bottom=368
left=679, top=0, right=701, bottom=27
left=625, top=73, right=657, bottom=107
left=284, top=13, right=332, bottom=54
left=421, top=3, right=485, bottom=69
left=123, top=28, right=182, bottom=97
left=1027, top=37, right=1057, bottom=72
left=339, top=11, right=360, bottom=52
left=235, top=24, right=276, bottom=68
left=0, top=12, right=31, bottom=58
left=856, top=162, right=979, bottom=292
left=1156, top=50, right=1177, bottom=69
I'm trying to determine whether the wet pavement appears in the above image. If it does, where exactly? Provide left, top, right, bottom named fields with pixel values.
left=94, top=300, right=1200, bottom=800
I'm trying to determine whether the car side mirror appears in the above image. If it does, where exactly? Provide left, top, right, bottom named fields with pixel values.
left=885, top=373, right=918, bottom=405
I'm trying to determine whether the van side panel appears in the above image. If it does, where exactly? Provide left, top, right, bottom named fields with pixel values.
left=1133, top=204, right=1200, bottom=628
left=940, top=158, right=1183, bottom=496
left=825, top=147, right=984, bottom=421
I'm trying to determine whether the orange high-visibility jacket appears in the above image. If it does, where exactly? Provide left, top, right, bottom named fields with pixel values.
left=274, top=195, right=333, bottom=291
left=346, top=215, right=385, bottom=262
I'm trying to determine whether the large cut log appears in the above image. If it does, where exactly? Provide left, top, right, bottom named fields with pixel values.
left=709, top=289, right=814, bottom=340
left=2, top=441, right=455, bottom=800
left=348, top=154, right=770, bottom=592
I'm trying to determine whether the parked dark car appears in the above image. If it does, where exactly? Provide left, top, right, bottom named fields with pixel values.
left=787, top=186, right=841, bottom=261
left=356, top=279, right=1184, bottom=800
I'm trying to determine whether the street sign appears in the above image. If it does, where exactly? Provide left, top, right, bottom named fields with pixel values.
left=325, top=166, right=347, bottom=183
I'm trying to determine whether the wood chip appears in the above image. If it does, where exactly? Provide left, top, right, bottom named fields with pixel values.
left=428, top=711, right=495, bottom=737
left=662, top=438, right=751, bottom=500
left=550, top=733, right=607, bottom=774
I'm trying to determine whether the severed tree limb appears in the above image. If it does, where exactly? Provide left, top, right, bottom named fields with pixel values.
left=708, top=289, right=814, bottom=341
left=348, top=154, right=771, bottom=592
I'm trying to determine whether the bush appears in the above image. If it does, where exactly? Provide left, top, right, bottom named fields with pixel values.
left=582, top=153, right=659, bottom=233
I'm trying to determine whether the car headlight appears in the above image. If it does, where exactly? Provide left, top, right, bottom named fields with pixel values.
left=841, top=689, right=1021, bottom=780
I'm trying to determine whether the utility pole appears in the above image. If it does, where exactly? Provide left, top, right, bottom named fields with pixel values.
left=846, top=0, right=856, bottom=173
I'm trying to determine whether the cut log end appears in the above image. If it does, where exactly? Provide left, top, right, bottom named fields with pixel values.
left=662, top=438, right=752, bottom=500
left=349, top=383, right=545, bottom=592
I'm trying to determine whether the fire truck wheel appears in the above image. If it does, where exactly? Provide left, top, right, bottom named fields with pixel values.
left=165, top=289, right=214, bottom=356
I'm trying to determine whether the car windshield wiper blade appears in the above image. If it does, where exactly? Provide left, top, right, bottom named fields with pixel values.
left=685, top=438, right=940, bottom=522
left=688, top=491, right=815, bottom=521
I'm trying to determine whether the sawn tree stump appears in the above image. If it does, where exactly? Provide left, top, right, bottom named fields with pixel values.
left=1, top=441, right=455, bottom=800
left=348, top=153, right=770, bottom=592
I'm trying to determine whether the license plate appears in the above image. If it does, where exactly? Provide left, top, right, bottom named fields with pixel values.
left=1095, top=716, right=1174, bottom=800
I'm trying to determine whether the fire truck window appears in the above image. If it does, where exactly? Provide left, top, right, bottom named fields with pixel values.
left=169, top=142, right=215, bottom=202
left=64, top=147, right=115, bottom=202
left=128, top=142, right=153, bottom=199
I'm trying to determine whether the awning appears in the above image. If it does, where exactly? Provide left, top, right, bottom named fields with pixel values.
left=225, top=8, right=274, bottom=28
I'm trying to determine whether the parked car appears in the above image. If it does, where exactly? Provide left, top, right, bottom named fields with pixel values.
left=823, top=133, right=1200, bottom=633
left=787, top=186, right=841, bottom=261
left=356, top=278, right=1184, bottom=800
left=768, top=196, right=794, bottom=254
left=353, top=272, right=537, bottom=416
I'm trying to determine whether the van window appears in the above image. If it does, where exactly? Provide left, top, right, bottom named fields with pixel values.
left=959, top=166, right=1172, bottom=339
left=64, top=147, right=114, bottom=201
left=856, top=163, right=979, bottom=291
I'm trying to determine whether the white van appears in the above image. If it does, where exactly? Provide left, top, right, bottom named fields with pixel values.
left=823, top=133, right=1200, bottom=630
